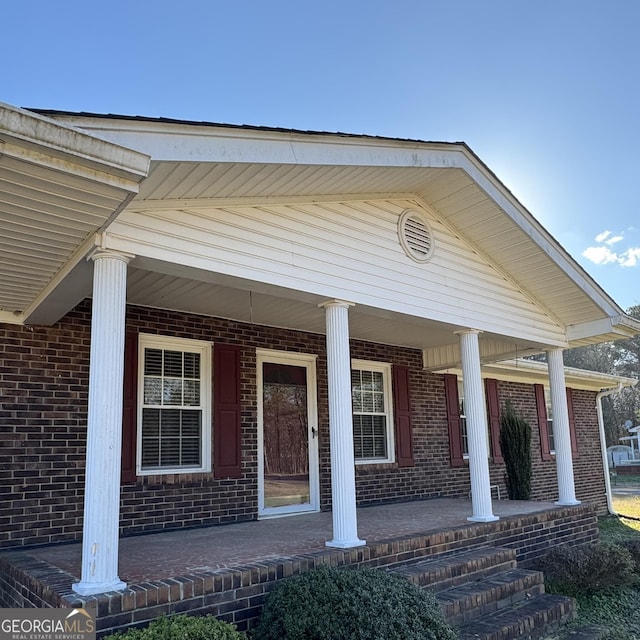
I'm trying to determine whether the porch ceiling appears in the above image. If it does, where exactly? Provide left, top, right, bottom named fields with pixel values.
left=0, top=104, right=150, bottom=324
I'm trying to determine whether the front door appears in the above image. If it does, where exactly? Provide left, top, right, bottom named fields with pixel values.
left=257, top=350, right=319, bottom=517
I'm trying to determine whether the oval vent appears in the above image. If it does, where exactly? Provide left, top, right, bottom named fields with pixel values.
left=398, top=209, right=434, bottom=263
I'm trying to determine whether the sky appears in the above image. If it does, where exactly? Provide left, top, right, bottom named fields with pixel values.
left=3, top=0, right=639, bottom=310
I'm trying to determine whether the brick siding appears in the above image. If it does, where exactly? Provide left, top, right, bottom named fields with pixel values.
left=0, top=300, right=608, bottom=549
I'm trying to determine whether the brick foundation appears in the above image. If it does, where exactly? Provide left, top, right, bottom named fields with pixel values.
left=0, top=503, right=598, bottom=636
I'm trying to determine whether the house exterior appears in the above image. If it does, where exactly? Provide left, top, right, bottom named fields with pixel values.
left=1, top=102, right=638, bottom=597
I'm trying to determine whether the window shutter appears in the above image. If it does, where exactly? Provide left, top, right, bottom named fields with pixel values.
left=392, top=365, right=414, bottom=467
left=214, top=343, right=242, bottom=479
left=121, top=332, right=138, bottom=484
left=535, top=384, right=552, bottom=461
left=444, top=374, right=464, bottom=467
left=566, top=388, right=579, bottom=457
left=485, top=378, right=503, bottom=463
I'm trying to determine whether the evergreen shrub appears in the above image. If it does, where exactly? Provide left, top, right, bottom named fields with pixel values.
left=536, top=541, right=636, bottom=596
left=251, top=564, right=457, bottom=640
left=103, top=614, right=246, bottom=640
left=499, top=399, right=532, bottom=500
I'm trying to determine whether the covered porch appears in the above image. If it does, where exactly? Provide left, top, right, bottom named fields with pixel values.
left=0, top=498, right=598, bottom=635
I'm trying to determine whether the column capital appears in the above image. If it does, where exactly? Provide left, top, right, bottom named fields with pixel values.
left=454, top=328, right=482, bottom=337
left=318, top=299, right=355, bottom=310
left=87, top=248, right=135, bottom=264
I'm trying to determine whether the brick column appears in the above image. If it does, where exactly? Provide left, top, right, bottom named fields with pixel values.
left=457, top=329, right=498, bottom=522
left=73, top=249, right=131, bottom=595
left=547, top=348, right=580, bottom=506
left=320, top=300, right=365, bottom=548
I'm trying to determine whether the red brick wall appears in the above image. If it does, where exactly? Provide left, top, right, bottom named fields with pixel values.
left=0, top=301, right=608, bottom=549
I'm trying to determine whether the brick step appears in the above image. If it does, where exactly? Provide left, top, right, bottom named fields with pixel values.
left=437, top=568, right=545, bottom=627
left=388, top=546, right=517, bottom=591
left=455, top=593, right=576, bottom=640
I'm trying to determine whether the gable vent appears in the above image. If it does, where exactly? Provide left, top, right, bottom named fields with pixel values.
left=398, top=209, right=434, bottom=263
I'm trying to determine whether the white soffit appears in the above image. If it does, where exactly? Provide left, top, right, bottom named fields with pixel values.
left=0, top=104, right=150, bottom=324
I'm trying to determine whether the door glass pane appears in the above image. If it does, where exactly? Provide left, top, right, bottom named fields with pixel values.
left=263, top=363, right=310, bottom=508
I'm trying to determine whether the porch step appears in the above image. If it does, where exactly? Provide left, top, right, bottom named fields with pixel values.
left=388, top=546, right=518, bottom=591
left=437, top=568, right=545, bottom=626
left=456, top=593, right=575, bottom=640
left=389, top=546, right=576, bottom=640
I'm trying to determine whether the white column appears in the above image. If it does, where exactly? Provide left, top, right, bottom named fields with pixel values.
left=73, top=249, right=131, bottom=595
left=457, top=330, right=499, bottom=522
left=320, top=300, right=365, bottom=548
left=547, top=348, right=580, bottom=506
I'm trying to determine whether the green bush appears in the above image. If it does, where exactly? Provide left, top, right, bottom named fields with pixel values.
left=536, top=541, right=636, bottom=596
left=499, top=399, right=532, bottom=500
left=251, top=564, right=457, bottom=640
left=617, top=538, right=640, bottom=574
left=103, top=614, right=246, bottom=640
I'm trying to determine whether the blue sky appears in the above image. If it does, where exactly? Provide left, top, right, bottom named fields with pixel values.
left=3, top=1, right=639, bottom=310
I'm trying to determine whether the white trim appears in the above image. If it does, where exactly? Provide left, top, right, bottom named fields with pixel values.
left=351, top=359, right=396, bottom=465
left=136, top=333, right=212, bottom=475
left=256, top=349, right=320, bottom=518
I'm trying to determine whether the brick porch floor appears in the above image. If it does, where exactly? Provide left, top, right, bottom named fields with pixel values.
left=15, top=498, right=558, bottom=582
left=0, top=498, right=600, bottom=636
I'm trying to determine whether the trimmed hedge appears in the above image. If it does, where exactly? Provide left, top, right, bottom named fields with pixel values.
left=103, top=614, right=246, bottom=640
left=252, top=564, right=457, bottom=640
left=536, top=541, right=636, bottom=596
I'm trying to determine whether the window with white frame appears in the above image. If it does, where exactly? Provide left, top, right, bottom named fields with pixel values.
left=458, top=380, right=469, bottom=457
left=545, top=388, right=555, bottom=454
left=138, top=334, right=211, bottom=474
left=351, top=360, right=395, bottom=463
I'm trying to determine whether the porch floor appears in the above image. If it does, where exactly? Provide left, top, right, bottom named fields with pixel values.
left=26, top=498, right=556, bottom=583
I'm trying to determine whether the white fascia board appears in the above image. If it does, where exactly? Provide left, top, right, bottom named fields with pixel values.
left=1, top=104, right=150, bottom=184
left=51, top=117, right=464, bottom=167
left=436, top=358, right=637, bottom=392
left=567, top=315, right=640, bottom=342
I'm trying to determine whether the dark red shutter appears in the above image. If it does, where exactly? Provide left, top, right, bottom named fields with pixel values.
left=121, top=332, right=138, bottom=484
left=214, top=343, right=242, bottom=479
left=566, top=388, right=579, bottom=457
left=444, top=374, right=464, bottom=467
left=393, top=365, right=414, bottom=467
left=535, top=384, right=552, bottom=461
left=485, top=378, right=503, bottom=463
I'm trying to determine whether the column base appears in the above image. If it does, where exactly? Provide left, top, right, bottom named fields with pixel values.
left=467, top=514, right=500, bottom=523
left=326, top=538, right=366, bottom=549
left=72, top=577, right=127, bottom=596
left=555, top=499, right=581, bottom=507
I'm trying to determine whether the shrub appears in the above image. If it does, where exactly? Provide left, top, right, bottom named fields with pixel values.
left=618, top=538, right=640, bottom=574
left=103, top=614, right=246, bottom=640
left=251, top=564, right=456, bottom=640
left=536, top=541, right=636, bottom=596
left=499, top=399, right=532, bottom=500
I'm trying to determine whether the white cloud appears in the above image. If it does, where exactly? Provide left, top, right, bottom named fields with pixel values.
left=582, top=229, right=639, bottom=268
left=620, top=248, right=640, bottom=267
left=595, top=230, right=612, bottom=243
left=582, top=246, right=619, bottom=264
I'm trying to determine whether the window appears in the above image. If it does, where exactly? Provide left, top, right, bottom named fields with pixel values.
left=445, top=374, right=502, bottom=466
left=137, top=334, right=211, bottom=474
left=458, top=379, right=469, bottom=457
left=351, top=360, right=395, bottom=463
left=545, top=390, right=555, bottom=454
